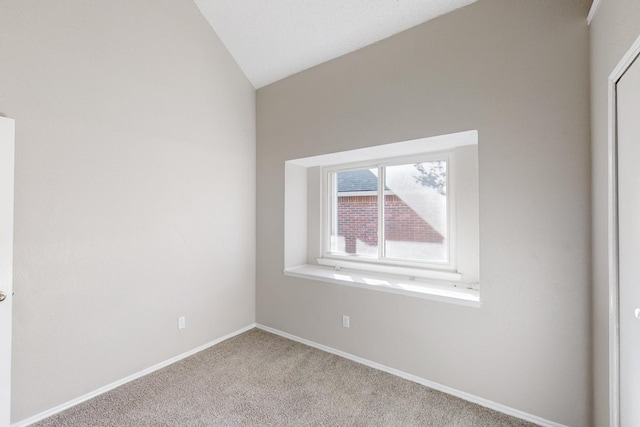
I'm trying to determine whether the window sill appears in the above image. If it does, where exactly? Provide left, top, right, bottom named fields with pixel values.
left=283, top=265, right=480, bottom=307
left=316, top=257, right=462, bottom=282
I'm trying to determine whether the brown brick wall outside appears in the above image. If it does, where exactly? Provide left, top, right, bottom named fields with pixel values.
left=337, top=194, right=443, bottom=254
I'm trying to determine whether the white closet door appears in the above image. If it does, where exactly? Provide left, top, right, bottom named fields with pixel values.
left=0, top=116, right=15, bottom=427
left=617, top=55, right=640, bottom=427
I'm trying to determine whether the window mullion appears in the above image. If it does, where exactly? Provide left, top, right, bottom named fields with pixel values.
left=378, top=166, right=385, bottom=260
left=330, top=172, right=337, bottom=253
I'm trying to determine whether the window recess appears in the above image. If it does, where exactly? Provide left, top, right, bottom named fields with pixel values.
left=284, top=131, right=479, bottom=304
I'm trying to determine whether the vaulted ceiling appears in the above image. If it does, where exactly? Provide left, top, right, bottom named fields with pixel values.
left=194, top=0, right=477, bottom=88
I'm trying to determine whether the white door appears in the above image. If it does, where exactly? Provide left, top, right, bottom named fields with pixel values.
left=617, top=55, right=640, bottom=427
left=0, top=117, right=15, bottom=427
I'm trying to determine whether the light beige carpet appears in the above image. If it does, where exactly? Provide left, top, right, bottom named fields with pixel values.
left=33, top=328, right=538, bottom=426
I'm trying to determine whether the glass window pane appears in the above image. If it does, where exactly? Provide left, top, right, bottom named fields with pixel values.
left=330, top=169, right=378, bottom=257
left=384, top=161, right=447, bottom=262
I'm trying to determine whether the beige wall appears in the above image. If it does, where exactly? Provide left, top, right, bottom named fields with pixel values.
left=257, top=0, right=591, bottom=425
left=0, top=0, right=256, bottom=422
left=590, top=1, right=640, bottom=426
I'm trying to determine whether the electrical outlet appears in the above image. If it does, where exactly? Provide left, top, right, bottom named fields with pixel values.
left=178, top=316, right=186, bottom=330
left=342, top=315, right=350, bottom=328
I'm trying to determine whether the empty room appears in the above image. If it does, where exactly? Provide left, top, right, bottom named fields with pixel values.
left=0, top=0, right=638, bottom=426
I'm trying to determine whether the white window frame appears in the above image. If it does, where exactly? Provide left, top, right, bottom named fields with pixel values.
left=319, top=152, right=457, bottom=279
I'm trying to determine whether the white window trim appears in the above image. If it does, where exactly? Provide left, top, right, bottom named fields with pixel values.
left=320, top=152, right=457, bottom=274
left=283, top=130, right=479, bottom=305
left=315, top=258, right=462, bottom=282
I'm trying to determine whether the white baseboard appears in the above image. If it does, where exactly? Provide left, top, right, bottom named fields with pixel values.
left=12, top=323, right=257, bottom=427
left=13, top=323, right=566, bottom=427
left=256, top=324, right=567, bottom=427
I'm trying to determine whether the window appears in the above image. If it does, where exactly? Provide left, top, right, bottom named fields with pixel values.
left=284, top=131, right=479, bottom=305
left=324, top=155, right=453, bottom=271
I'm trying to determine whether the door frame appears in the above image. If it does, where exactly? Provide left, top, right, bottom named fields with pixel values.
left=0, top=116, right=15, bottom=427
left=608, top=33, right=640, bottom=427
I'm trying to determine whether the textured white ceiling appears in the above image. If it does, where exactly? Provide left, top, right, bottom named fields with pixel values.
left=194, top=0, right=476, bottom=89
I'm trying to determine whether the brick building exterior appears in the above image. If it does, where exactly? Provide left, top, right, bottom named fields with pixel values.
left=337, top=169, right=443, bottom=254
